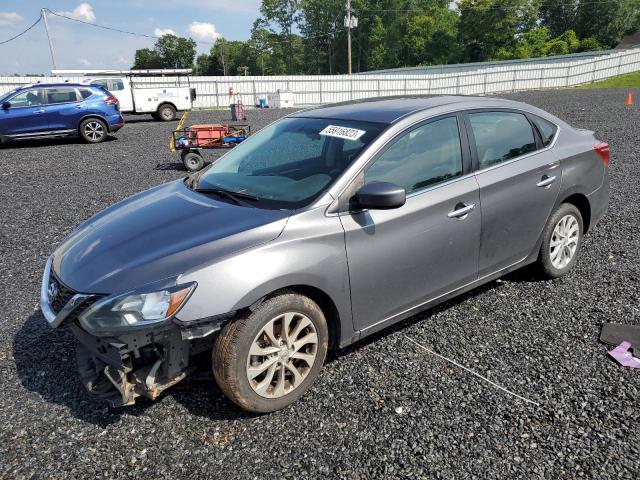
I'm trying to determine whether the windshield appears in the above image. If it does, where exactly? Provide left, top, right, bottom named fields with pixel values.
left=195, top=117, right=385, bottom=209
left=0, top=89, right=19, bottom=104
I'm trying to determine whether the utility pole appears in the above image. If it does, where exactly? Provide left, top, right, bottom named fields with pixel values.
left=345, top=1, right=357, bottom=74
left=346, top=0, right=352, bottom=75
left=220, top=39, right=226, bottom=76
left=41, top=9, right=58, bottom=72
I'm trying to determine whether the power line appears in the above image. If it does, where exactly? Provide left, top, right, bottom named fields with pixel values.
left=43, top=8, right=158, bottom=40
left=0, top=13, right=42, bottom=45
left=358, top=0, right=639, bottom=15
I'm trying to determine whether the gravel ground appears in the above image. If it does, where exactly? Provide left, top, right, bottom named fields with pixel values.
left=1, top=90, right=639, bottom=479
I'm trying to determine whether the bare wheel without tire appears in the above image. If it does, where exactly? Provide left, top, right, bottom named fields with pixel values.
left=79, top=118, right=107, bottom=143
left=537, top=203, right=583, bottom=278
left=213, top=293, right=328, bottom=412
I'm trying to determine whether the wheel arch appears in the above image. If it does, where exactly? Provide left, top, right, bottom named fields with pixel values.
left=77, top=114, right=108, bottom=134
left=253, top=285, right=342, bottom=352
left=560, top=192, right=591, bottom=233
left=157, top=101, right=177, bottom=113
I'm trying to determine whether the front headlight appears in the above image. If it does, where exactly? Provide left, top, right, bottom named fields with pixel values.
left=79, top=281, right=197, bottom=336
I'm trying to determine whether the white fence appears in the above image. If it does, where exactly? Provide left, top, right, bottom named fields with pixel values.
left=1, top=47, right=639, bottom=109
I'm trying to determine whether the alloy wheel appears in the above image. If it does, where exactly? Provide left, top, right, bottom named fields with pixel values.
left=84, top=121, right=104, bottom=141
left=246, top=312, right=318, bottom=398
left=550, top=214, right=580, bottom=269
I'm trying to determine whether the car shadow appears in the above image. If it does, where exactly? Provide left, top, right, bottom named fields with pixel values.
left=154, top=161, right=187, bottom=171
left=13, top=311, right=256, bottom=425
left=1, top=136, right=117, bottom=149
left=123, top=116, right=174, bottom=124
left=15, top=277, right=513, bottom=424
left=329, top=279, right=503, bottom=363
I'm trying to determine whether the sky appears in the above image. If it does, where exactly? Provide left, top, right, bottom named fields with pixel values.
left=0, top=0, right=262, bottom=74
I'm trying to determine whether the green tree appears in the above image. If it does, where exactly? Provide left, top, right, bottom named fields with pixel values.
left=405, top=8, right=461, bottom=65
left=132, top=48, right=162, bottom=69
left=260, top=0, right=301, bottom=73
left=368, top=15, right=389, bottom=70
left=133, top=34, right=196, bottom=69
left=575, top=0, right=636, bottom=48
left=577, top=36, right=602, bottom=52
left=299, top=0, right=343, bottom=73
left=459, top=0, right=540, bottom=61
left=540, top=2, right=579, bottom=38
left=155, top=34, right=197, bottom=69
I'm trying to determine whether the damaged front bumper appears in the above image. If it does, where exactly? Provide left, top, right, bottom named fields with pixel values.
left=41, top=257, right=233, bottom=407
left=71, top=321, right=191, bottom=406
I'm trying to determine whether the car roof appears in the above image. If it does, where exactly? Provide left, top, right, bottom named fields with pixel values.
left=19, top=82, right=94, bottom=90
left=292, top=95, right=536, bottom=124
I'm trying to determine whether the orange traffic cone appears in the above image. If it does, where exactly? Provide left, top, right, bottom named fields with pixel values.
left=625, top=90, right=634, bottom=106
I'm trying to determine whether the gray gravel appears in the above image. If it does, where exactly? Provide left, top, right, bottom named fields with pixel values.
left=1, top=90, right=639, bottom=479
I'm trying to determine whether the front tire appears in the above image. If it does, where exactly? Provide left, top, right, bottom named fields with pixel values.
left=79, top=118, right=108, bottom=143
left=537, top=203, right=584, bottom=279
left=213, top=293, right=329, bottom=412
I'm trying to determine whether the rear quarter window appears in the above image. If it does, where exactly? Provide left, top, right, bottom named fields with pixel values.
left=531, top=115, right=558, bottom=147
left=79, top=89, right=94, bottom=99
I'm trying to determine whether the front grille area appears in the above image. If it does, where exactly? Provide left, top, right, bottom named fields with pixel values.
left=48, top=273, right=77, bottom=315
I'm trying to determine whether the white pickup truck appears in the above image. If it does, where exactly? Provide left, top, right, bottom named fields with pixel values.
left=52, top=69, right=196, bottom=121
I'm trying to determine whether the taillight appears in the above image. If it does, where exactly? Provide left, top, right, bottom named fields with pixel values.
left=594, top=143, right=610, bottom=166
left=104, top=96, right=119, bottom=105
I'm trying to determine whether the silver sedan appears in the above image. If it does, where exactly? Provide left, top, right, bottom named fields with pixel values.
left=41, top=96, right=609, bottom=412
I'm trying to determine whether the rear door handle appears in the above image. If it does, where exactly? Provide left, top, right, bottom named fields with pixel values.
left=34, top=109, right=45, bottom=114
left=448, top=203, right=476, bottom=219
left=536, top=175, right=557, bottom=188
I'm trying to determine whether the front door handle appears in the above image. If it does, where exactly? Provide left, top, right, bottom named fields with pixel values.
left=34, top=109, right=45, bottom=114
left=448, top=202, right=476, bottom=219
left=536, top=175, right=557, bottom=188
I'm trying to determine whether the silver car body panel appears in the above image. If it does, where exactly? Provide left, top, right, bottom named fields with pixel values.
left=46, top=96, right=609, bottom=351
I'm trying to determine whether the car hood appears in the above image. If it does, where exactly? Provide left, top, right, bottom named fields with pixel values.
left=53, top=180, right=290, bottom=294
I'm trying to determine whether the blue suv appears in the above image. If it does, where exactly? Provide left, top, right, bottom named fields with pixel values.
left=0, top=83, right=124, bottom=144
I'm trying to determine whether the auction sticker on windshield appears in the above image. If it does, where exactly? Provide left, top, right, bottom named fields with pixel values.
left=320, top=125, right=366, bottom=141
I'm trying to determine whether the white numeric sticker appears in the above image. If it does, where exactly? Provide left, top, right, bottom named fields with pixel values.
left=319, top=125, right=366, bottom=141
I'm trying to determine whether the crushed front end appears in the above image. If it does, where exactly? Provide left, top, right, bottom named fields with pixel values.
left=40, top=256, right=229, bottom=407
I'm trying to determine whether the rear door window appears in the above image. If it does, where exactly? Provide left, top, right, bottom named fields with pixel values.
left=45, top=88, right=79, bottom=104
left=8, top=89, right=44, bottom=107
left=468, top=111, right=537, bottom=169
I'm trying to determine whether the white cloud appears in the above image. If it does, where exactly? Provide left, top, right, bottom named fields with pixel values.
left=0, top=12, right=23, bottom=26
left=78, top=58, right=92, bottom=66
left=154, top=27, right=176, bottom=37
left=56, top=3, right=96, bottom=23
left=187, top=21, right=220, bottom=43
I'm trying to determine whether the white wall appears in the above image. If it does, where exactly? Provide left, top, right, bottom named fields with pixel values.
left=1, top=47, right=639, bottom=109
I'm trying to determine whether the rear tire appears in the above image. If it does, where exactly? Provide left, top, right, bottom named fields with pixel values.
left=157, top=104, right=176, bottom=121
left=212, top=293, right=329, bottom=412
left=79, top=118, right=108, bottom=144
left=181, top=151, right=205, bottom=172
left=537, top=203, right=584, bottom=279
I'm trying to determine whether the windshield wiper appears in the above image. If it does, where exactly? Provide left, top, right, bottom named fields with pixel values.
left=193, top=187, right=259, bottom=206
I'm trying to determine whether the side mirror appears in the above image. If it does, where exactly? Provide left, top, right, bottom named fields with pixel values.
left=1, top=102, right=10, bottom=110
left=353, top=181, right=406, bottom=210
